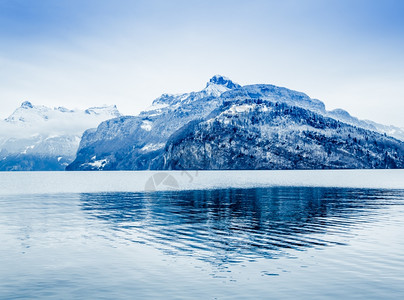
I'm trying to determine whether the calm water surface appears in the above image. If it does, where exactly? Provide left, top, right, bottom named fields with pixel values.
left=1, top=172, right=404, bottom=299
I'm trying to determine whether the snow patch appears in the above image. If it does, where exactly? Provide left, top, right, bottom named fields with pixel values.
left=21, top=145, right=35, bottom=154
left=225, top=104, right=256, bottom=115
left=141, top=120, right=152, bottom=131
left=203, top=84, right=229, bottom=97
left=141, top=143, right=165, bottom=152
left=86, top=159, right=107, bottom=169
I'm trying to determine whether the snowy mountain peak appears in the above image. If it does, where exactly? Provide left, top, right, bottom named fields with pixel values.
left=21, top=101, right=33, bottom=109
left=206, top=75, right=241, bottom=90
left=6, top=102, right=52, bottom=123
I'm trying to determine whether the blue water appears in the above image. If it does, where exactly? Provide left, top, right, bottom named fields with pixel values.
left=1, top=185, right=404, bottom=299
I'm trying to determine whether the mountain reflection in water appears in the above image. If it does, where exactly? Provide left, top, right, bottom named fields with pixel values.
left=79, top=187, right=399, bottom=265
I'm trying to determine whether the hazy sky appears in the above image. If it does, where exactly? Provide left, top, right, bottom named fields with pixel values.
left=0, top=0, right=403, bottom=127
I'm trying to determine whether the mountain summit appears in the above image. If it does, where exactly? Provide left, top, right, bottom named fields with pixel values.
left=21, top=101, right=34, bottom=109
left=206, top=75, right=241, bottom=89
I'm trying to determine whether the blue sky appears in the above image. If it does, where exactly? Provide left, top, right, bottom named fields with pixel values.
left=1, top=0, right=403, bottom=126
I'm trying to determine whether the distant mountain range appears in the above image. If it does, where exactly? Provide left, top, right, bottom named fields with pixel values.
left=0, top=102, right=120, bottom=170
left=65, top=75, right=404, bottom=171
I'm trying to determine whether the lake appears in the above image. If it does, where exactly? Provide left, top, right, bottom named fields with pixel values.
left=1, top=170, right=404, bottom=299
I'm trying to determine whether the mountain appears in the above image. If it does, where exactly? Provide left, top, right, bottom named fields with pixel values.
left=67, top=75, right=404, bottom=171
left=0, top=102, right=120, bottom=171
left=163, top=100, right=403, bottom=169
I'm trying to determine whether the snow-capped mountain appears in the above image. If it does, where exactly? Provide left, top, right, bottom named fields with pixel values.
left=67, top=75, right=404, bottom=171
left=0, top=102, right=120, bottom=170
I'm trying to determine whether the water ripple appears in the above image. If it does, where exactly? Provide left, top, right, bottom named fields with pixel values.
left=79, top=187, right=404, bottom=264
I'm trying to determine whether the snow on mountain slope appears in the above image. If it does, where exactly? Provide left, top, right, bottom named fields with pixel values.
left=220, top=84, right=326, bottom=113
left=0, top=102, right=121, bottom=171
left=67, top=75, right=404, bottom=171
